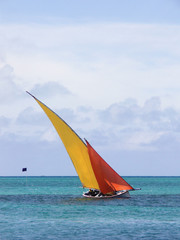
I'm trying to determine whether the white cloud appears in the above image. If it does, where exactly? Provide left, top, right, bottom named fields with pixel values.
left=0, top=22, right=180, bottom=110
left=1, top=21, right=180, bottom=175
left=0, top=116, right=11, bottom=136
left=0, top=116, right=11, bottom=127
left=86, top=97, right=180, bottom=151
left=2, top=96, right=178, bottom=154
left=0, top=64, right=24, bottom=104
left=41, top=129, right=58, bottom=142
left=30, top=81, right=71, bottom=98
left=1, top=95, right=180, bottom=176
left=16, top=107, right=46, bottom=126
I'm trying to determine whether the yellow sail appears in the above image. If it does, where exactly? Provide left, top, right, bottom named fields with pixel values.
left=27, top=92, right=99, bottom=189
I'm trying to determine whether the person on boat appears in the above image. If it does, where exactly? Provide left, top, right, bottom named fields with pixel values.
left=92, top=190, right=99, bottom=196
left=85, top=189, right=99, bottom=196
left=84, top=189, right=93, bottom=196
left=89, top=189, right=93, bottom=194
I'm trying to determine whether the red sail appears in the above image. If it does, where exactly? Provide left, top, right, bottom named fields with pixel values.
left=86, top=140, right=134, bottom=194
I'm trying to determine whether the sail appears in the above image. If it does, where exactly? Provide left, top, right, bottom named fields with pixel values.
left=86, top=140, right=134, bottom=194
left=27, top=92, right=99, bottom=190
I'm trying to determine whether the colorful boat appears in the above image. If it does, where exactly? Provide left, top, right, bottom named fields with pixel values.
left=27, top=92, right=139, bottom=198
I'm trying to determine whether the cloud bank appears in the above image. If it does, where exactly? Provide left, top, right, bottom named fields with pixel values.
left=1, top=95, right=180, bottom=176
left=1, top=95, right=180, bottom=153
left=0, top=22, right=180, bottom=110
left=0, top=19, right=180, bottom=175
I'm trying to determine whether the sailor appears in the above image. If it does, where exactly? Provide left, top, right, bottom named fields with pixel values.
left=89, top=189, right=93, bottom=195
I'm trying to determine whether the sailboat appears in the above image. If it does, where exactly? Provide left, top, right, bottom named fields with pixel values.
left=27, top=92, right=139, bottom=198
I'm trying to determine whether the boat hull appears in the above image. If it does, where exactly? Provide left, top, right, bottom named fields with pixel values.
left=83, top=190, right=130, bottom=199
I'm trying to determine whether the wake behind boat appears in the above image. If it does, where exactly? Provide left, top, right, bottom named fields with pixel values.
left=27, top=92, right=140, bottom=198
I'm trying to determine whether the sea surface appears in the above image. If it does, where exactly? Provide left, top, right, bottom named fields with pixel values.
left=0, top=176, right=179, bottom=240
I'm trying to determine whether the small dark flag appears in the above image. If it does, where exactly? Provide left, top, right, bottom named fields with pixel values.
left=22, top=168, right=27, bottom=172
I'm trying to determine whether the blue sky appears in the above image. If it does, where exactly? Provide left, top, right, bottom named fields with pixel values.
left=0, top=1, right=180, bottom=176
left=1, top=0, right=180, bottom=24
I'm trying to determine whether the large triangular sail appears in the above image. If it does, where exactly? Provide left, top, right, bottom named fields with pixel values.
left=27, top=92, right=99, bottom=190
left=86, top=140, right=134, bottom=194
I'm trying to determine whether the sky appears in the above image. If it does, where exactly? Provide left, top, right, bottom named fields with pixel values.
left=0, top=0, right=180, bottom=176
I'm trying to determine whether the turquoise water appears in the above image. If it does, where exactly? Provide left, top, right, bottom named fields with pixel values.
left=0, top=177, right=179, bottom=240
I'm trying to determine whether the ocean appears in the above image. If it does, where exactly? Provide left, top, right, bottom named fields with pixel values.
left=0, top=176, right=179, bottom=240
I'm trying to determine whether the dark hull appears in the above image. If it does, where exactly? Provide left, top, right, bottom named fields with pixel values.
left=83, top=190, right=130, bottom=199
